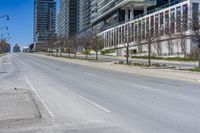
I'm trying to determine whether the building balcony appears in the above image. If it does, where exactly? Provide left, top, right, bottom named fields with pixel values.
left=92, top=0, right=156, bottom=24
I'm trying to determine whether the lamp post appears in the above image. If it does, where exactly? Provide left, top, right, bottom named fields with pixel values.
left=0, top=15, right=9, bottom=21
left=0, top=26, right=8, bottom=30
left=0, top=32, right=9, bottom=54
left=1, top=32, right=9, bottom=41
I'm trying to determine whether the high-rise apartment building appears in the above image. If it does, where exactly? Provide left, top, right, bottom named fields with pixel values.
left=79, top=0, right=91, bottom=33
left=57, top=0, right=79, bottom=37
left=99, top=0, right=200, bottom=57
left=91, top=0, right=156, bottom=33
left=34, top=0, right=56, bottom=48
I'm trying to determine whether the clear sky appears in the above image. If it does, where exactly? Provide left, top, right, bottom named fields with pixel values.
left=0, top=0, right=59, bottom=48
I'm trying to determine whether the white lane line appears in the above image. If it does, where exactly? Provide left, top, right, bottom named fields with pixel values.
left=3, top=63, right=11, bottom=65
left=83, top=72, right=96, bottom=77
left=131, top=83, right=154, bottom=90
left=24, top=75, right=55, bottom=119
left=58, top=83, right=111, bottom=113
left=78, top=95, right=111, bottom=113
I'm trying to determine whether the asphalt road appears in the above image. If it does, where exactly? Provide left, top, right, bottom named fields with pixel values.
left=0, top=53, right=200, bottom=133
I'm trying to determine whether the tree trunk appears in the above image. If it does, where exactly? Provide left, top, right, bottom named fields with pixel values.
left=198, top=54, right=200, bottom=68
left=60, top=49, right=62, bottom=57
left=126, top=46, right=129, bottom=65
left=96, top=52, right=98, bottom=61
left=86, top=54, right=88, bottom=59
left=74, top=51, right=77, bottom=59
left=56, top=50, right=58, bottom=57
left=148, top=42, right=151, bottom=66
left=198, top=48, right=200, bottom=68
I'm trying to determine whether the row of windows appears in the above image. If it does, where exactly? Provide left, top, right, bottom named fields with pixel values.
left=102, top=3, right=189, bottom=48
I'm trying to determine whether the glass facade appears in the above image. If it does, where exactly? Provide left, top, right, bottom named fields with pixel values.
left=91, top=0, right=156, bottom=33
left=100, top=0, right=191, bottom=54
left=34, top=0, right=56, bottom=43
left=58, top=0, right=79, bottom=37
left=192, top=3, right=199, bottom=26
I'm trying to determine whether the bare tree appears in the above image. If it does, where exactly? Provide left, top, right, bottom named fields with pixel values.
left=136, top=31, right=143, bottom=54
left=56, top=36, right=64, bottom=56
left=89, top=35, right=104, bottom=61
left=0, top=39, right=7, bottom=54
left=65, top=37, right=73, bottom=58
left=46, top=34, right=57, bottom=55
left=174, top=12, right=187, bottom=57
left=121, top=24, right=132, bottom=64
left=71, top=36, right=80, bottom=59
left=154, top=28, right=162, bottom=56
left=83, top=39, right=90, bottom=59
left=81, top=33, right=92, bottom=59
left=165, top=25, right=174, bottom=56
left=145, top=19, right=157, bottom=66
left=190, top=12, right=200, bottom=67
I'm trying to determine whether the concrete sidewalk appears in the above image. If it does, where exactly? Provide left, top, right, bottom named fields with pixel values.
left=0, top=89, right=41, bottom=122
left=37, top=52, right=198, bottom=68
left=31, top=53, right=200, bottom=83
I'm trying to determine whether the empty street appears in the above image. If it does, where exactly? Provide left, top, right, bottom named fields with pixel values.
left=0, top=53, right=199, bottom=133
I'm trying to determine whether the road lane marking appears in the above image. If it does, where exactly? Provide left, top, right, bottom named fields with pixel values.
left=131, top=83, right=154, bottom=90
left=58, top=83, right=111, bottom=113
left=3, top=62, right=11, bottom=65
left=24, top=75, right=55, bottom=119
left=83, top=72, right=96, bottom=77
left=78, top=95, right=111, bottom=113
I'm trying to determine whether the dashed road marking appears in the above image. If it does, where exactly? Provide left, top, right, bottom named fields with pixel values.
left=78, top=95, right=111, bottom=113
left=3, top=62, right=11, bottom=65
left=58, top=83, right=111, bottom=113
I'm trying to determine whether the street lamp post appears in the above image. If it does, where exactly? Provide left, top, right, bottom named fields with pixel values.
left=0, top=15, right=9, bottom=21
left=0, top=26, right=8, bottom=30
left=1, top=33, right=9, bottom=41
left=0, top=33, right=10, bottom=53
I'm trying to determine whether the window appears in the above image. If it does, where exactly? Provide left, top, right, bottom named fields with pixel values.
left=131, top=22, right=134, bottom=42
left=192, top=3, right=199, bottom=29
left=160, top=12, right=164, bottom=36
left=146, top=17, right=150, bottom=38
left=183, top=4, right=188, bottom=31
left=138, top=20, right=142, bottom=41
left=122, top=26, right=125, bottom=43
left=151, top=16, right=154, bottom=36
left=176, top=6, right=181, bottom=32
left=135, top=23, right=138, bottom=41
left=155, top=14, right=159, bottom=36
left=165, top=10, right=169, bottom=35
left=142, top=19, right=146, bottom=40
left=119, top=27, right=122, bottom=44
left=170, top=8, right=175, bottom=33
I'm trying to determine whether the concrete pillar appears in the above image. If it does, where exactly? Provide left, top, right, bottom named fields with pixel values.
left=144, top=6, right=147, bottom=15
left=125, top=8, right=129, bottom=22
left=130, top=5, right=134, bottom=20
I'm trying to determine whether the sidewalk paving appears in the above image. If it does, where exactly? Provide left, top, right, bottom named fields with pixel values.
left=39, top=52, right=198, bottom=68
left=31, top=53, right=200, bottom=83
left=0, top=89, right=41, bottom=123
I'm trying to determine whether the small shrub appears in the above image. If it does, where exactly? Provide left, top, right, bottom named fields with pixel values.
left=165, top=57, right=197, bottom=61
left=81, top=50, right=90, bottom=55
left=191, top=67, right=200, bottom=72
left=101, top=49, right=115, bottom=55
left=131, top=56, right=164, bottom=60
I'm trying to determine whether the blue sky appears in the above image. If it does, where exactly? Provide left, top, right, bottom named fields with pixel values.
left=0, top=0, right=59, bottom=48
